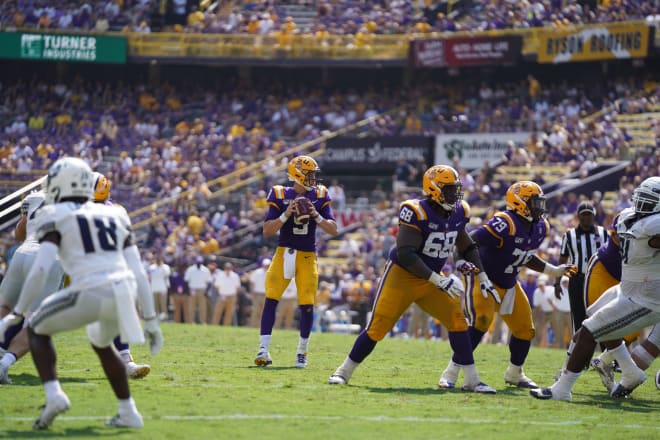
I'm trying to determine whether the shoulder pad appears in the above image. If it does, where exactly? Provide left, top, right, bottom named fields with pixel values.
left=270, top=185, right=286, bottom=200
left=459, top=200, right=470, bottom=218
left=400, top=200, right=428, bottom=221
left=316, top=185, right=328, bottom=199
left=493, top=212, right=516, bottom=236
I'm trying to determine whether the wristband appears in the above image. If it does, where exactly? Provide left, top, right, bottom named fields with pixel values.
left=543, top=263, right=562, bottom=277
left=314, top=214, right=324, bottom=224
left=279, top=212, right=290, bottom=223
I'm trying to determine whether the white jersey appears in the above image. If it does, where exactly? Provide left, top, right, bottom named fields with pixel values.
left=149, top=263, right=171, bottom=293
left=617, top=209, right=660, bottom=282
left=21, top=191, right=46, bottom=249
left=35, top=201, right=133, bottom=288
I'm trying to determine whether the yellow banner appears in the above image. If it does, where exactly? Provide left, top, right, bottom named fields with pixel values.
left=538, top=21, right=649, bottom=63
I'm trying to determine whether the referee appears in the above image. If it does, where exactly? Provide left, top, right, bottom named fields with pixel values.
left=555, top=202, right=608, bottom=333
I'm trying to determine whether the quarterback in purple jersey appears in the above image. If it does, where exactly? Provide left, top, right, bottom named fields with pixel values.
left=254, top=155, right=337, bottom=368
left=329, top=165, right=500, bottom=393
left=439, top=181, right=577, bottom=390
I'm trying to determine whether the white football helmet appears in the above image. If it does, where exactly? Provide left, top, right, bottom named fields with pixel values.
left=632, top=176, right=660, bottom=216
left=44, top=157, right=94, bottom=204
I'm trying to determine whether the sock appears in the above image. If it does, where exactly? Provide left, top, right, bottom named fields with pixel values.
left=44, top=380, right=63, bottom=400
left=118, top=350, right=133, bottom=364
left=609, top=342, right=640, bottom=373
left=336, top=356, right=359, bottom=376
left=259, top=335, right=272, bottom=351
left=598, top=349, right=614, bottom=365
left=0, top=352, right=17, bottom=369
left=260, top=298, right=278, bottom=336
left=468, top=327, right=485, bottom=351
left=348, top=330, right=377, bottom=364
left=118, top=397, right=138, bottom=415
left=299, top=305, right=313, bottom=338
left=448, top=331, right=475, bottom=366
left=631, top=345, right=654, bottom=370
left=561, top=340, right=576, bottom=370
left=553, top=370, right=580, bottom=394
left=509, top=336, right=531, bottom=366
left=463, top=363, right=480, bottom=385
left=113, top=337, right=129, bottom=352
left=297, top=337, right=309, bottom=354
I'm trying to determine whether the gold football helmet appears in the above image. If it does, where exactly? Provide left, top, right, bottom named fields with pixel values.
left=422, top=165, right=462, bottom=211
left=92, top=171, right=111, bottom=203
left=288, top=155, right=320, bottom=191
left=506, top=181, right=545, bottom=222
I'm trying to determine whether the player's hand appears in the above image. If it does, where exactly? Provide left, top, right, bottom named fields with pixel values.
left=456, top=259, right=479, bottom=275
left=143, top=318, right=163, bottom=356
left=430, top=272, right=463, bottom=299
left=0, top=313, right=24, bottom=344
left=554, top=283, right=562, bottom=300
left=478, top=273, right=501, bottom=304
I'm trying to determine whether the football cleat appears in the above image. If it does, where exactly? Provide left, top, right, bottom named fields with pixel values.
left=504, top=365, right=538, bottom=389
left=105, top=411, right=144, bottom=428
left=33, top=392, right=70, bottom=430
left=462, top=381, right=497, bottom=394
left=529, top=387, right=571, bottom=401
left=591, top=358, right=615, bottom=392
left=295, top=352, right=307, bottom=369
left=610, top=368, right=647, bottom=398
left=254, top=350, right=272, bottom=366
left=126, top=361, right=151, bottom=380
left=437, top=362, right=460, bottom=389
left=0, top=363, right=11, bottom=385
left=328, top=374, right=348, bottom=385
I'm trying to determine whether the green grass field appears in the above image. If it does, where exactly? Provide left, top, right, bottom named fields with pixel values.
left=0, top=324, right=658, bottom=439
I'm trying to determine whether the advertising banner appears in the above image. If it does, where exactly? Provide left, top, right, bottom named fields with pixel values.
left=408, top=39, right=445, bottom=67
left=444, top=35, right=522, bottom=66
left=538, top=22, right=649, bottom=63
left=435, top=132, right=530, bottom=169
left=323, top=136, right=434, bottom=174
left=0, top=32, right=127, bottom=64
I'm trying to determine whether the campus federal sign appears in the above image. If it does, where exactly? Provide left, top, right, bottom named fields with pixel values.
left=435, top=132, right=530, bottom=169
left=538, top=22, right=649, bottom=64
left=0, top=32, right=126, bottom=64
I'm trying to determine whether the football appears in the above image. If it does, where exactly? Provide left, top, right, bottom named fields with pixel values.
left=293, top=197, right=313, bottom=224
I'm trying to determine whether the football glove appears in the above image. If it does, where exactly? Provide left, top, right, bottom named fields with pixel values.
left=456, top=259, right=480, bottom=275
left=478, top=273, right=501, bottom=304
left=0, top=313, right=24, bottom=344
left=429, top=272, right=464, bottom=299
left=544, top=263, right=578, bottom=278
left=143, top=318, right=163, bottom=356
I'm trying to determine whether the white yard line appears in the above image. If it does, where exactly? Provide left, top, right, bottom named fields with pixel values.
left=3, top=414, right=659, bottom=429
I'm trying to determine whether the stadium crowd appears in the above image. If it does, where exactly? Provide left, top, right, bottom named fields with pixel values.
left=1, top=1, right=658, bottom=35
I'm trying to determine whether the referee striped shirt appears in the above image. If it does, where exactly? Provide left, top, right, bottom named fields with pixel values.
left=560, top=225, right=608, bottom=274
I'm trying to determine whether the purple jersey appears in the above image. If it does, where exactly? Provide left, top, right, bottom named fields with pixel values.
left=389, top=199, right=470, bottom=273
left=264, top=184, right=334, bottom=252
left=596, top=212, right=622, bottom=281
left=474, top=211, right=550, bottom=289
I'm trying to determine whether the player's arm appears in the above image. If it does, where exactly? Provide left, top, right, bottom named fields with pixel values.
left=526, top=255, right=577, bottom=279
left=14, top=231, right=60, bottom=315
left=455, top=228, right=485, bottom=273
left=14, top=214, right=27, bottom=242
left=262, top=201, right=296, bottom=238
left=396, top=224, right=431, bottom=279
left=122, top=236, right=157, bottom=320
left=309, top=201, right=338, bottom=237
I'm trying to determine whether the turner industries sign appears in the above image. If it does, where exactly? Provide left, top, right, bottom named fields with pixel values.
left=0, top=32, right=126, bottom=64
left=435, top=132, right=530, bottom=169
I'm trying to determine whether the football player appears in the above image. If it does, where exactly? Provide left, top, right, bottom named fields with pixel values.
left=254, top=155, right=338, bottom=368
left=91, top=172, right=151, bottom=380
left=0, top=157, right=163, bottom=428
left=439, top=181, right=577, bottom=390
left=329, top=165, right=499, bottom=393
left=531, top=177, right=660, bottom=401
left=0, top=190, right=64, bottom=384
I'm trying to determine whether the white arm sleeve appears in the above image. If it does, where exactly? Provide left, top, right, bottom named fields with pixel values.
left=123, top=245, right=156, bottom=319
left=15, top=241, right=57, bottom=315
